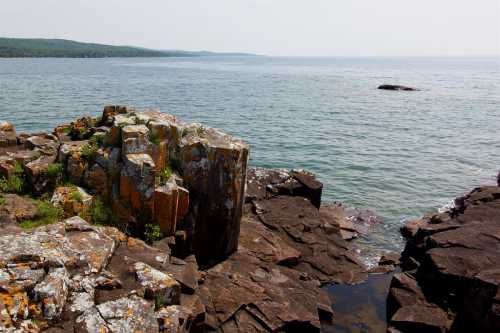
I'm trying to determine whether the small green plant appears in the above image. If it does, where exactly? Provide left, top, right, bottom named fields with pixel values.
left=144, top=223, right=162, bottom=245
left=0, top=194, right=5, bottom=206
left=81, top=143, right=98, bottom=160
left=149, top=132, right=161, bottom=146
left=45, top=163, right=63, bottom=177
left=20, top=200, right=63, bottom=229
left=156, top=166, right=173, bottom=185
left=0, top=162, right=25, bottom=194
left=196, top=126, right=206, bottom=136
left=154, top=295, right=167, bottom=310
left=69, top=188, right=83, bottom=202
left=88, top=197, right=111, bottom=225
left=90, top=134, right=105, bottom=148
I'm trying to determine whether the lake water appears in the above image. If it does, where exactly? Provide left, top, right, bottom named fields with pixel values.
left=1, top=56, right=499, bottom=259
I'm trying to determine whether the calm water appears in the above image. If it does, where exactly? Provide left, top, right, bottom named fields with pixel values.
left=1, top=56, right=499, bottom=257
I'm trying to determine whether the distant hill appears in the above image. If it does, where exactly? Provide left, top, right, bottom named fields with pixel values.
left=0, top=38, right=257, bottom=58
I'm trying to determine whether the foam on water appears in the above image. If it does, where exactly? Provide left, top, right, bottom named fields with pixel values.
left=1, top=56, right=499, bottom=255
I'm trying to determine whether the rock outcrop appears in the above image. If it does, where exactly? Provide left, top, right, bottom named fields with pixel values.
left=0, top=108, right=374, bottom=332
left=387, top=186, right=500, bottom=333
left=0, top=106, right=249, bottom=268
left=378, top=84, right=419, bottom=91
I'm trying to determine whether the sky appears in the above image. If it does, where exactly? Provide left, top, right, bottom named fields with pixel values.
left=1, top=0, right=499, bottom=56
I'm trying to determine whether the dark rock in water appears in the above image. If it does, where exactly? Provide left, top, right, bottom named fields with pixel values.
left=378, top=84, right=419, bottom=91
left=387, top=185, right=500, bottom=333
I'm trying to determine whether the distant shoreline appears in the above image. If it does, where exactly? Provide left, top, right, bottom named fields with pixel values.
left=0, top=37, right=257, bottom=58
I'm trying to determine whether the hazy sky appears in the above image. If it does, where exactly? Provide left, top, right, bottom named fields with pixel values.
left=1, top=0, right=499, bottom=56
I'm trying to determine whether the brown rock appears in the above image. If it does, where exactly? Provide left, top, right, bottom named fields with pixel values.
left=0, top=122, right=17, bottom=147
left=388, top=185, right=500, bottom=333
left=179, top=126, right=249, bottom=267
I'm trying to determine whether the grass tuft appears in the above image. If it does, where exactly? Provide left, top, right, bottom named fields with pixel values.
left=0, top=162, right=25, bottom=194
left=144, top=223, right=162, bottom=245
left=156, top=166, right=173, bottom=185
left=20, top=200, right=63, bottom=229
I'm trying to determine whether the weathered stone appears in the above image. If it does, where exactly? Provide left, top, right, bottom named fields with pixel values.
left=51, top=186, right=93, bottom=217
left=154, top=181, right=189, bottom=236
left=0, top=122, right=17, bottom=147
left=133, top=262, right=181, bottom=307
left=0, top=156, right=17, bottom=179
left=83, top=163, right=108, bottom=197
left=24, top=134, right=59, bottom=155
left=96, top=296, right=159, bottom=333
left=180, top=126, right=249, bottom=267
left=68, top=117, right=96, bottom=140
left=120, top=153, right=156, bottom=225
left=0, top=194, right=38, bottom=227
left=33, top=268, right=68, bottom=320
left=388, top=186, right=500, bottom=333
left=156, top=305, right=193, bottom=333
left=24, top=154, right=58, bottom=195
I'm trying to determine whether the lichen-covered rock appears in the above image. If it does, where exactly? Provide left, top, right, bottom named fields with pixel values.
left=33, top=268, right=69, bottom=320
left=0, top=194, right=38, bottom=227
left=156, top=305, right=193, bottom=333
left=133, top=262, right=181, bottom=306
left=51, top=186, right=93, bottom=217
left=96, top=296, right=159, bottom=333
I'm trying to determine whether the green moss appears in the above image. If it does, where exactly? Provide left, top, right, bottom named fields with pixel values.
left=20, top=200, right=63, bottom=229
left=46, top=163, right=63, bottom=177
left=0, top=194, right=5, bottom=206
left=144, top=223, right=162, bottom=245
left=156, top=166, right=173, bottom=185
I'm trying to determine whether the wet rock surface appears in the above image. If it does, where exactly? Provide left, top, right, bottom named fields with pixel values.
left=388, top=185, right=500, bottom=333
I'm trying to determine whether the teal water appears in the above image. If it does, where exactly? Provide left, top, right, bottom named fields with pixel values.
left=1, top=56, right=499, bottom=257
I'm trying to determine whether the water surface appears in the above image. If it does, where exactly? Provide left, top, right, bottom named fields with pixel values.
left=1, top=56, right=499, bottom=257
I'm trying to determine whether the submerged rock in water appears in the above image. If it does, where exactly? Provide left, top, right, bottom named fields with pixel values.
left=388, top=185, right=500, bottom=333
left=378, top=84, right=419, bottom=91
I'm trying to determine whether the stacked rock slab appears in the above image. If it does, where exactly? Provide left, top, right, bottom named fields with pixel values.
left=387, top=185, right=500, bottom=333
left=59, top=106, right=248, bottom=267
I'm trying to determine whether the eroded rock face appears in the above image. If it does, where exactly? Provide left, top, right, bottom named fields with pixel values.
left=388, top=186, right=500, bottom=333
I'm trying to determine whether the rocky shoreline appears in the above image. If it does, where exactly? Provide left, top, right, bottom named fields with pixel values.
left=0, top=107, right=498, bottom=332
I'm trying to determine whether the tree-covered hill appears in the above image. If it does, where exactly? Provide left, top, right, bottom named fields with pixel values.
left=0, top=38, right=180, bottom=58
